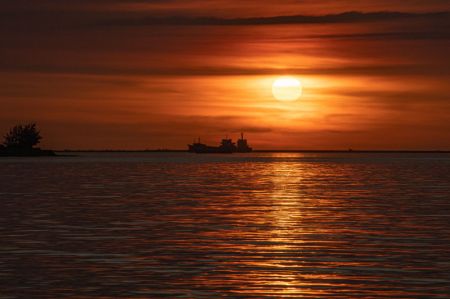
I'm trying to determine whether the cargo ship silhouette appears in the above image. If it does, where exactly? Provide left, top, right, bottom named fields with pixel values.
left=188, top=133, right=252, bottom=153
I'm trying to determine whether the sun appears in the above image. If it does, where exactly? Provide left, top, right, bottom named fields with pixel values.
left=272, top=76, right=302, bottom=101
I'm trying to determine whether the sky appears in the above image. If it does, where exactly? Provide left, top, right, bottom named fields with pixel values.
left=0, top=0, right=449, bottom=150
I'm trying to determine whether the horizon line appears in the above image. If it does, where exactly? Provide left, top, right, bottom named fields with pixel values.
left=54, top=149, right=450, bottom=153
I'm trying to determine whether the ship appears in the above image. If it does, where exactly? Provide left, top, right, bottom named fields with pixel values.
left=188, top=133, right=252, bottom=153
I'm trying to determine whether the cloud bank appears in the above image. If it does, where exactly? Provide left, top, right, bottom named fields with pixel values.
left=103, top=11, right=450, bottom=26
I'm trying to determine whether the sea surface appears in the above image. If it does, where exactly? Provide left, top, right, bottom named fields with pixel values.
left=0, top=152, right=449, bottom=298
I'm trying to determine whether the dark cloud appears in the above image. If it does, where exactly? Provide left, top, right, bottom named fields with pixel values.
left=102, top=11, right=449, bottom=26
left=311, top=31, right=450, bottom=40
left=1, top=63, right=449, bottom=78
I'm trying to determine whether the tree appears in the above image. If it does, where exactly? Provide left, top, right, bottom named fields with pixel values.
left=3, top=123, right=42, bottom=149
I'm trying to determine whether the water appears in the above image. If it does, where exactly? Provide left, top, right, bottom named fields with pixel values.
left=0, top=152, right=449, bottom=298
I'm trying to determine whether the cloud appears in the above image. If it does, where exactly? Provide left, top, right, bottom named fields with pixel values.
left=2, top=63, right=449, bottom=78
left=311, top=31, right=450, bottom=40
left=102, top=11, right=450, bottom=26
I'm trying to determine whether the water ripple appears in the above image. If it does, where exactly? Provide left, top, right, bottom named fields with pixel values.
left=0, top=152, right=449, bottom=298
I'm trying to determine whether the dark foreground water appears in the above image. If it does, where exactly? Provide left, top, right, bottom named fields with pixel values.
left=0, top=152, right=449, bottom=298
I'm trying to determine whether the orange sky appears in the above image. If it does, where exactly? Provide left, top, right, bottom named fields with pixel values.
left=0, top=1, right=449, bottom=150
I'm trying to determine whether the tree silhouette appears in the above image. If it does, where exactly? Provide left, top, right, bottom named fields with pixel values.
left=3, top=123, right=42, bottom=149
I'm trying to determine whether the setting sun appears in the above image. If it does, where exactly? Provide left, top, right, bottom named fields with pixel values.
left=272, top=76, right=303, bottom=101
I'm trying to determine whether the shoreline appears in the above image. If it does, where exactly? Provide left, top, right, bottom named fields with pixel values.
left=0, top=149, right=56, bottom=157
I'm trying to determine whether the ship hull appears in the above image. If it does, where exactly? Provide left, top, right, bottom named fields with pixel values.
left=192, top=146, right=233, bottom=154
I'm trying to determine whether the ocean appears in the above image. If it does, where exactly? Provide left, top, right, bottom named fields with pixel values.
left=1, top=152, right=449, bottom=298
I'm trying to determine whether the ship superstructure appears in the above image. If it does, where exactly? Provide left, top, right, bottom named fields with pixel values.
left=236, top=133, right=252, bottom=153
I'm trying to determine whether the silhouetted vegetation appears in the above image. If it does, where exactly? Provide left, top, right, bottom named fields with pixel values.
left=3, top=123, right=42, bottom=149
left=0, top=123, right=54, bottom=156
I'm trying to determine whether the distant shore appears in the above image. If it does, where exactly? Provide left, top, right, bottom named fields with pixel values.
left=0, top=148, right=56, bottom=157
left=56, top=149, right=450, bottom=154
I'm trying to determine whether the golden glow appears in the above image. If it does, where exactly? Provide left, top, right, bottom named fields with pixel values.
left=272, top=76, right=302, bottom=102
